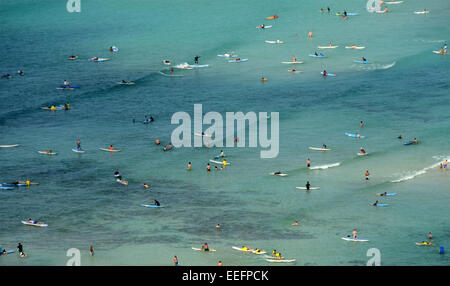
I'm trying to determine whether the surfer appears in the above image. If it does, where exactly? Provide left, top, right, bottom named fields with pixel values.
left=163, top=143, right=173, bottom=151
left=114, top=170, right=122, bottom=180
left=64, top=103, right=70, bottom=110
left=292, top=55, right=297, bottom=62
left=365, top=170, right=370, bottom=180
left=371, top=200, right=379, bottom=206
left=216, top=224, right=221, bottom=229
left=272, top=171, right=282, bottom=175
left=155, top=138, right=160, bottom=145
left=323, top=70, right=327, bottom=76
left=398, top=135, right=402, bottom=139
left=360, top=121, right=364, bottom=127
left=360, top=147, right=366, bottom=154
left=327, top=7, right=330, bottom=13
left=307, top=158, right=311, bottom=167
left=362, top=57, right=367, bottom=62
left=17, top=243, right=24, bottom=257
left=322, top=143, right=327, bottom=149
left=222, top=159, right=228, bottom=166
left=308, top=30, right=313, bottom=38
left=201, top=243, right=209, bottom=252
left=187, top=162, right=192, bottom=171
left=194, top=55, right=200, bottom=64
left=306, top=181, right=311, bottom=190
left=352, top=229, right=358, bottom=239
left=69, top=55, right=77, bottom=59
left=154, top=200, right=160, bottom=206
left=76, top=138, right=81, bottom=150
left=143, top=183, right=150, bottom=189
left=378, top=192, right=387, bottom=196
left=206, top=163, right=211, bottom=172
left=108, top=145, right=114, bottom=150
left=18, top=70, right=24, bottom=76
left=428, top=232, right=433, bottom=240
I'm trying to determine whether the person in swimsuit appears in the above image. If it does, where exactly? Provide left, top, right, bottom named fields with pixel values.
left=173, top=256, right=179, bottom=266
left=306, top=181, right=311, bottom=190
left=360, top=147, right=366, bottom=154
left=143, top=183, right=150, bottom=189
left=352, top=229, right=358, bottom=239
left=155, top=138, right=160, bottom=145
left=206, top=163, right=211, bottom=172
left=154, top=200, right=160, bottom=206
left=371, top=200, right=379, bottom=206
left=90, top=245, right=94, bottom=256
left=307, top=158, right=311, bottom=168
left=365, top=170, right=370, bottom=180
left=187, top=162, right=192, bottom=171
left=202, top=243, right=209, bottom=252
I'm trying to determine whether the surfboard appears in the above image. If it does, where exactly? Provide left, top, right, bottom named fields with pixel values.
left=377, top=193, right=397, bottom=196
left=72, top=148, right=85, bottom=153
left=415, top=242, right=434, bottom=246
left=309, top=54, right=325, bottom=58
left=345, top=46, right=365, bottom=49
left=0, top=144, right=19, bottom=148
left=99, top=148, right=120, bottom=152
left=256, top=25, right=272, bottom=29
left=357, top=152, right=367, bottom=156
left=354, top=60, right=370, bottom=64
left=296, top=187, right=320, bottom=190
left=385, top=1, right=403, bottom=4
left=232, top=246, right=253, bottom=252
left=209, top=160, right=230, bottom=165
left=270, top=173, right=287, bottom=176
left=321, top=72, right=336, bottom=76
left=217, top=54, right=238, bottom=58
left=372, top=203, right=389, bottom=207
left=141, top=204, right=164, bottom=208
left=17, top=181, right=39, bottom=185
left=345, top=132, right=365, bottom=138
left=118, top=82, right=135, bottom=85
left=90, top=58, right=110, bottom=62
left=265, top=40, right=284, bottom=44
left=341, top=237, right=369, bottom=242
left=229, top=59, right=248, bottom=63
left=0, top=186, right=14, bottom=190
left=309, top=147, right=331, bottom=151
left=281, top=61, right=303, bottom=64
left=21, top=221, right=48, bottom=227
left=414, top=11, right=429, bottom=14
left=288, top=70, right=302, bottom=73
left=266, top=259, right=296, bottom=263
left=318, top=46, right=338, bottom=49
left=38, top=151, right=57, bottom=155
left=192, top=247, right=217, bottom=252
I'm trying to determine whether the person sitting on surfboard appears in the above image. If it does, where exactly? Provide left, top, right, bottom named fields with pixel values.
left=114, top=170, right=122, bottom=180
left=306, top=181, right=311, bottom=190
left=323, top=70, right=327, bottom=76
left=109, top=145, right=114, bottom=150
left=360, top=147, right=366, bottom=154
left=201, top=243, right=209, bottom=251
left=273, top=171, right=282, bottom=175
left=292, top=56, right=297, bottom=62
left=322, top=144, right=327, bottom=149
left=314, top=51, right=318, bottom=56
left=353, top=229, right=358, bottom=239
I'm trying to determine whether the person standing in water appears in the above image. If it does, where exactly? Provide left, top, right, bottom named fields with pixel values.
left=306, top=181, right=311, bottom=190
left=360, top=121, right=364, bottom=127
left=307, top=158, right=311, bottom=168
left=365, top=170, right=370, bottom=181
left=217, top=261, right=223, bottom=266
left=308, top=30, right=313, bottom=38
left=90, top=245, right=94, bottom=256
left=187, top=162, right=192, bottom=171
left=173, top=256, right=179, bottom=266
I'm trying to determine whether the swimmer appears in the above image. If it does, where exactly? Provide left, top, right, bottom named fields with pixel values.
left=360, top=121, right=364, bottom=127
left=217, top=261, right=223, bottom=266
left=428, top=232, right=433, bottom=240
left=307, top=158, right=311, bottom=168
left=206, top=163, right=211, bottom=172
left=143, top=183, right=150, bottom=189
left=365, top=170, right=370, bottom=180
left=308, top=31, right=313, bottom=38
left=187, top=162, right=192, bottom=171
left=292, top=221, right=299, bottom=226
left=377, top=192, right=387, bottom=197
left=216, top=224, right=221, bottom=229
left=155, top=138, right=161, bottom=145
left=398, top=135, right=403, bottom=139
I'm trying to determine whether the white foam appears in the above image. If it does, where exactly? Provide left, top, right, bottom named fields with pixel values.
left=391, top=161, right=443, bottom=183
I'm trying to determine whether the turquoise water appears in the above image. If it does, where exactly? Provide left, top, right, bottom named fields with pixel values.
left=1, top=0, right=450, bottom=266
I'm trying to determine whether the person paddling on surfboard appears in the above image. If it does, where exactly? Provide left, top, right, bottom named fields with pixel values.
left=371, top=200, right=379, bottom=206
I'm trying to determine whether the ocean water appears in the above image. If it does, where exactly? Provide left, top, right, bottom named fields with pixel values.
left=1, top=0, right=450, bottom=266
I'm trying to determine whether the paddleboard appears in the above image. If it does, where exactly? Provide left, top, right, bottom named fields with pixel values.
left=309, top=54, right=325, bottom=58
left=321, top=72, right=336, bottom=76
left=345, top=46, right=365, bottom=49
left=296, top=187, right=320, bottom=190
left=345, top=132, right=365, bottom=138
left=372, top=203, right=389, bottom=207
left=90, top=58, right=110, bottom=62
left=0, top=144, right=19, bottom=148
left=162, top=60, right=171, bottom=65
left=354, top=60, right=370, bottom=64
left=377, top=193, right=397, bottom=196
left=21, top=221, right=48, bottom=227
left=266, top=259, right=296, bottom=263
left=281, top=61, right=303, bottom=64
left=385, top=1, right=403, bottom=4
left=432, top=51, right=449, bottom=55
left=72, top=148, right=85, bottom=153
left=141, top=204, right=164, bottom=208
left=336, top=13, right=358, bottom=16
left=1, top=183, right=27, bottom=187
left=38, top=151, right=57, bottom=155
left=209, top=159, right=230, bottom=165
left=0, top=186, right=14, bottom=190
left=309, top=147, right=331, bottom=151
left=270, top=173, right=287, bottom=176
left=229, top=59, right=248, bottom=63
left=318, top=46, right=338, bottom=49
left=99, top=148, right=120, bottom=152
left=41, top=106, right=64, bottom=110
left=192, top=247, right=217, bottom=252
left=217, top=54, right=238, bottom=58
left=341, top=237, right=369, bottom=242
left=232, top=246, right=253, bottom=252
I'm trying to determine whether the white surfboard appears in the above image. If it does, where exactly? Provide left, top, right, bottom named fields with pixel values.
left=309, top=147, right=331, bottom=151
left=99, top=148, right=121, bottom=152
left=318, top=46, right=338, bottom=49
left=266, top=259, right=296, bottom=263
left=341, top=237, right=369, bottom=242
left=209, top=159, right=230, bottom=165
left=345, top=46, right=365, bottom=50
left=296, top=187, right=320, bottom=190
left=192, top=247, right=217, bottom=252
left=281, top=61, right=303, bottom=64
left=0, top=144, right=19, bottom=148
left=270, top=173, right=287, bottom=176
left=38, top=151, right=57, bottom=155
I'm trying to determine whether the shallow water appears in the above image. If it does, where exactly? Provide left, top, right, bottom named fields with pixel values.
left=1, top=0, right=450, bottom=266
